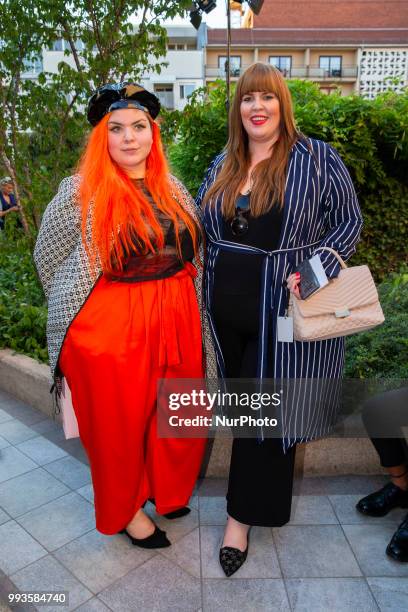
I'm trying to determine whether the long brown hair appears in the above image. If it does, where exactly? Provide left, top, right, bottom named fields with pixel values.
left=203, top=62, right=301, bottom=218
left=77, top=113, right=198, bottom=273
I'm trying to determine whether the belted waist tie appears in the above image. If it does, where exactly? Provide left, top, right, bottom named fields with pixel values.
left=208, top=238, right=322, bottom=441
left=209, top=239, right=322, bottom=378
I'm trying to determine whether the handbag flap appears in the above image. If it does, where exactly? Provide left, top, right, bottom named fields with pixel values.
left=294, top=265, right=379, bottom=318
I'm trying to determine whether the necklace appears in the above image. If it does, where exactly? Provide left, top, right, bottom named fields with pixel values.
left=241, top=175, right=253, bottom=196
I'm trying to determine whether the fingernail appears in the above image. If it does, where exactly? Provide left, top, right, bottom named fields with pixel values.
left=295, top=272, right=300, bottom=278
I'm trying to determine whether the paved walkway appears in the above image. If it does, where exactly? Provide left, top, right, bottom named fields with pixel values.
left=0, top=389, right=408, bottom=611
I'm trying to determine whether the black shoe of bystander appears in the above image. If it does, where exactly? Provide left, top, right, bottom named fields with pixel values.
left=386, top=514, right=408, bottom=562
left=356, top=482, right=408, bottom=517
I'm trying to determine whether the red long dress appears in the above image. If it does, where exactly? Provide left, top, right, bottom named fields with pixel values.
left=59, top=183, right=206, bottom=535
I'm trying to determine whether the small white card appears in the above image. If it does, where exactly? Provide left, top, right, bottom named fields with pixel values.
left=277, top=316, right=294, bottom=343
left=309, top=254, right=329, bottom=289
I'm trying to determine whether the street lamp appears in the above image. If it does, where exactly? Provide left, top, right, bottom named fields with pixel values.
left=224, top=1, right=264, bottom=116
left=189, top=1, right=264, bottom=125
left=189, top=0, right=217, bottom=28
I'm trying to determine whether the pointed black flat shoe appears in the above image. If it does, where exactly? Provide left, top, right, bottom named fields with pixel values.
left=219, top=545, right=248, bottom=577
left=147, top=498, right=191, bottom=520
left=356, top=482, right=408, bottom=517
left=163, top=507, right=191, bottom=519
left=119, top=525, right=171, bottom=549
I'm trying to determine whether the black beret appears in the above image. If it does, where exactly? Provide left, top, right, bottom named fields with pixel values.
left=87, top=82, right=161, bottom=126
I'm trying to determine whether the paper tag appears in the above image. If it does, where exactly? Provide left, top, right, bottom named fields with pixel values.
left=277, top=316, right=294, bottom=342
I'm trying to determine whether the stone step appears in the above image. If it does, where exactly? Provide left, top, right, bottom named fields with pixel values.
left=0, top=349, right=385, bottom=477
left=202, top=434, right=385, bottom=478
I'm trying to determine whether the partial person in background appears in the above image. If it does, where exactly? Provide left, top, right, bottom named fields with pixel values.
left=0, top=177, right=20, bottom=232
left=357, top=386, right=408, bottom=562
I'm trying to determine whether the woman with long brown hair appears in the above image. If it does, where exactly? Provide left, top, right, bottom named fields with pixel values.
left=34, top=83, right=214, bottom=547
left=196, top=63, right=363, bottom=575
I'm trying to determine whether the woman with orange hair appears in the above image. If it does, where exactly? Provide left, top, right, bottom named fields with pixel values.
left=34, top=83, right=215, bottom=547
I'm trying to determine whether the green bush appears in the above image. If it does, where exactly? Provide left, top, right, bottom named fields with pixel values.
left=161, top=80, right=408, bottom=282
left=0, top=235, right=48, bottom=363
left=0, top=228, right=406, bottom=378
left=345, top=268, right=408, bottom=378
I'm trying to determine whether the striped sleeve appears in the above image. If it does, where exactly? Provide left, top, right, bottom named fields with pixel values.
left=195, top=153, right=225, bottom=211
left=313, top=144, right=363, bottom=278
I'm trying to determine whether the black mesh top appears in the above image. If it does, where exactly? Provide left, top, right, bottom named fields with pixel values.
left=105, top=179, right=196, bottom=282
left=213, top=195, right=283, bottom=296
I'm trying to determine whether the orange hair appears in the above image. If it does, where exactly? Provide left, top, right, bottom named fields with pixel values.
left=77, top=113, right=198, bottom=273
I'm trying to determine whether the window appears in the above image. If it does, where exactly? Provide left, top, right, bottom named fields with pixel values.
left=52, top=39, right=63, bottom=51
left=180, top=83, right=195, bottom=99
left=51, top=39, right=83, bottom=52
left=23, top=56, right=43, bottom=75
left=319, top=56, right=342, bottom=78
left=269, top=56, right=292, bottom=77
left=154, top=85, right=174, bottom=109
left=154, top=85, right=173, bottom=92
left=319, top=86, right=338, bottom=95
left=218, top=55, right=241, bottom=77
left=168, top=44, right=176, bottom=50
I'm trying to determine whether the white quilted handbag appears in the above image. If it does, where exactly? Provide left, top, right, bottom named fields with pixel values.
left=289, top=247, right=385, bottom=342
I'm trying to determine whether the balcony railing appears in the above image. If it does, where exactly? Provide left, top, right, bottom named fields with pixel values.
left=205, top=65, right=358, bottom=80
left=307, top=66, right=358, bottom=79
left=205, top=65, right=251, bottom=78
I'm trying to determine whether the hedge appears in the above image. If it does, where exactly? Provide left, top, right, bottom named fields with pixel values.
left=0, top=232, right=406, bottom=378
left=161, top=80, right=408, bottom=282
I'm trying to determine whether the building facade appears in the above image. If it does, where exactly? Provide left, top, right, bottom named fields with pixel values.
left=140, top=26, right=205, bottom=110
left=21, top=5, right=408, bottom=103
left=21, top=26, right=206, bottom=112
left=205, top=0, right=408, bottom=98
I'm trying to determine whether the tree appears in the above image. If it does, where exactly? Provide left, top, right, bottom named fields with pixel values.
left=0, top=0, right=191, bottom=235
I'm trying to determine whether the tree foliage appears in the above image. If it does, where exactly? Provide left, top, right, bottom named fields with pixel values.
left=0, top=0, right=191, bottom=234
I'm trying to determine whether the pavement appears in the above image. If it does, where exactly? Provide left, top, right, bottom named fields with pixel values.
left=0, top=388, right=408, bottom=611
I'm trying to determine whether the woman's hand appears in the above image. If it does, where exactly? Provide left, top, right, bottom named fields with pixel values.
left=286, top=272, right=301, bottom=300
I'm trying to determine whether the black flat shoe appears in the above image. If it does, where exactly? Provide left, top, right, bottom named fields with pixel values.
left=386, top=514, right=408, bottom=562
left=163, top=507, right=191, bottom=519
left=356, top=482, right=408, bottom=517
left=119, top=525, right=171, bottom=549
left=219, top=545, right=248, bottom=577
left=147, top=498, right=191, bottom=520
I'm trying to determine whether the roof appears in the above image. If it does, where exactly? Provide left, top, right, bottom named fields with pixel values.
left=253, top=1, right=408, bottom=29
left=207, top=27, right=408, bottom=46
